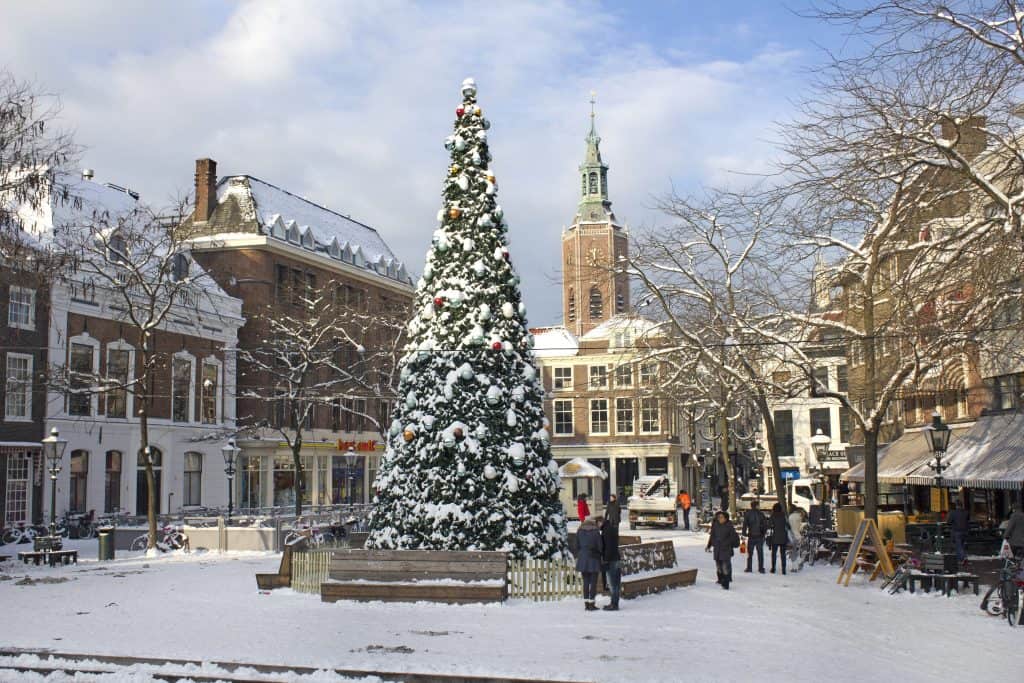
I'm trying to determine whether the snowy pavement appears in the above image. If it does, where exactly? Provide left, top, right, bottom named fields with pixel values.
left=0, top=528, right=1019, bottom=683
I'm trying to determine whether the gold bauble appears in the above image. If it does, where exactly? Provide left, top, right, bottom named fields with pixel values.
left=450, top=164, right=460, bottom=175
left=449, top=207, right=461, bottom=219
left=474, top=106, right=482, bottom=116
left=403, top=430, right=415, bottom=442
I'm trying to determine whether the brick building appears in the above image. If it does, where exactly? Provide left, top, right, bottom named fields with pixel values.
left=183, top=159, right=414, bottom=508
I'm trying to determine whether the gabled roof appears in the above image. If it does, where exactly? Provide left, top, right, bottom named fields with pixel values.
left=579, top=314, right=661, bottom=342
left=15, top=172, right=138, bottom=244
left=210, top=175, right=411, bottom=284
left=530, top=325, right=579, bottom=358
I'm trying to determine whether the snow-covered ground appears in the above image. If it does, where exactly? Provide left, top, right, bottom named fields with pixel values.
left=0, top=526, right=1018, bottom=683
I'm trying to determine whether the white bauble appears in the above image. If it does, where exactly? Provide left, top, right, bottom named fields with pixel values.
left=479, top=303, right=492, bottom=320
left=511, top=385, right=525, bottom=402
left=461, top=77, right=477, bottom=97
left=493, top=205, right=503, bottom=219
left=476, top=424, right=488, bottom=438
left=502, top=341, right=513, bottom=353
left=484, top=464, right=497, bottom=480
left=509, top=442, right=526, bottom=466
left=462, top=237, right=474, bottom=251
left=457, top=175, right=469, bottom=191
left=460, top=363, right=474, bottom=381
left=454, top=135, right=466, bottom=151
left=518, top=302, right=526, bottom=316
left=501, top=302, right=515, bottom=319
left=486, top=385, right=502, bottom=405
left=405, top=393, right=417, bottom=409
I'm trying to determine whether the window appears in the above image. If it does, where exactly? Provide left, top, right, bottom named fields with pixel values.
left=993, top=374, right=1019, bottom=410
left=136, top=447, right=162, bottom=516
left=201, top=361, right=219, bottom=424
left=353, top=398, right=367, bottom=432
left=553, top=399, right=574, bottom=435
left=812, top=367, right=829, bottom=394
left=7, top=286, right=34, bottom=330
left=70, top=450, right=89, bottom=513
left=589, top=365, right=608, bottom=389
left=640, top=398, right=660, bottom=433
left=836, top=365, right=848, bottom=394
left=5, top=454, right=29, bottom=525
left=616, top=286, right=626, bottom=314
left=615, top=365, right=633, bottom=388
left=810, top=407, right=832, bottom=438
left=588, top=172, right=598, bottom=195
left=171, top=356, right=193, bottom=423
left=69, top=342, right=95, bottom=416
left=838, top=407, right=853, bottom=443
left=172, top=252, right=189, bottom=281
left=183, top=452, right=202, bottom=506
left=105, top=451, right=122, bottom=513
left=567, top=288, right=576, bottom=322
left=612, top=329, right=632, bottom=348
left=4, top=353, right=31, bottom=420
left=773, top=409, right=794, bottom=459
left=554, top=367, right=572, bottom=391
left=106, top=348, right=130, bottom=419
left=589, top=286, right=603, bottom=320
left=590, top=399, right=609, bottom=434
left=639, top=362, right=657, bottom=387
left=615, top=398, right=634, bottom=434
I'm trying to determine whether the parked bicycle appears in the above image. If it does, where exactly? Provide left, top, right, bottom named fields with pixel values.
left=130, top=524, right=190, bottom=552
left=283, top=519, right=338, bottom=548
left=61, top=510, right=97, bottom=539
left=879, top=555, right=921, bottom=594
left=981, top=555, right=1024, bottom=626
left=1, top=522, right=48, bottom=545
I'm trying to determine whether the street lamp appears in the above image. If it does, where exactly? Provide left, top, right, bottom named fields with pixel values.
left=748, top=442, right=766, bottom=494
left=922, top=411, right=952, bottom=553
left=810, top=429, right=832, bottom=507
left=221, top=439, right=240, bottom=522
left=41, top=427, right=67, bottom=541
left=343, top=447, right=359, bottom=506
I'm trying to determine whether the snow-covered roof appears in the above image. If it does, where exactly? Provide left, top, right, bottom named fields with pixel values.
left=15, top=172, right=139, bottom=243
left=579, top=314, right=661, bottom=342
left=904, top=413, right=1024, bottom=490
left=558, top=457, right=607, bottom=479
left=214, top=175, right=411, bottom=284
left=531, top=326, right=578, bottom=357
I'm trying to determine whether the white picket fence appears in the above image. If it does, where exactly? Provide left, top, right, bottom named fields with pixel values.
left=290, top=549, right=332, bottom=594
left=507, top=558, right=581, bottom=601
left=291, top=550, right=582, bottom=601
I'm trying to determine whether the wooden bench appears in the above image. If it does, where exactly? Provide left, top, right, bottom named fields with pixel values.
left=17, top=550, right=78, bottom=567
left=907, top=571, right=980, bottom=597
left=614, top=540, right=697, bottom=598
left=255, top=537, right=307, bottom=590
left=320, top=549, right=508, bottom=604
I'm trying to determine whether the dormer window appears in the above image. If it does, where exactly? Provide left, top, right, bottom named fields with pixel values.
left=301, top=228, right=314, bottom=249
left=108, top=233, right=127, bottom=263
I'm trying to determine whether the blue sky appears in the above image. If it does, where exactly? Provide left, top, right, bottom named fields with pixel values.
left=0, top=1, right=852, bottom=325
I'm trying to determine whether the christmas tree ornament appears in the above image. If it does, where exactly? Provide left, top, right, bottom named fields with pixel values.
left=484, top=464, right=497, bottom=480
left=486, top=385, right=502, bottom=404
left=453, top=426, right=464, bottom=440
left=456, top=106, right=465, bottom=117
left=486, top=173, right=496, bottom=183
left=479, top=303, right=491, bottom=320
left=474, top=106, right=482, bottom=116
left=460, top=364, right=474, bottom=380
left=403, top=429, right=415, bottom=442
left=501, top=302, right=515, bottom=319
left=450, top=164, right=460, bottom=175
left=448, top=207, right=461, bottom=219
left=442, top=433, right=456, bottom=448
left=461, top=77, right=477, bottom=97
left=491, top=340, right=503, bottom=351
left=433, top=296, right=444, bottom=307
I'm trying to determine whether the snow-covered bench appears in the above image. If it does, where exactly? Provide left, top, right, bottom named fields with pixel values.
left=320, top=549, right=509, bottom=604
left=615, top=540, right=697, bottom=598
left=255, top=536, right=307, bottom=590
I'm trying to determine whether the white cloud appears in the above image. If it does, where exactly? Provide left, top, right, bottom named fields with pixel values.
left=0, top=0, right=802, bottom=324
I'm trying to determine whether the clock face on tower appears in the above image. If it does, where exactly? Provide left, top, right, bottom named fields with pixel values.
left=586, top=247, right=603, bottom=266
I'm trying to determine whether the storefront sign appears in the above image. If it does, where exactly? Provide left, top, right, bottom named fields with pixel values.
left=336, top=440, right=379, bottom=452
left=780, top=468, right=801, bottom=481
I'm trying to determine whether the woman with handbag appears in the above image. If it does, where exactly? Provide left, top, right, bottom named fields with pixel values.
left=706, top=510, right=740, bottom=590
left=768, top=503, right=790, bottom=574
left=575, top=517, right=603, bottom=611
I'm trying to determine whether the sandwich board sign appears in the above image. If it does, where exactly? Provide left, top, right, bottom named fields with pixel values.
left=836, top=518, right=895, bottom=586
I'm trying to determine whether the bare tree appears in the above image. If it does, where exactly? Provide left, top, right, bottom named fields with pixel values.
left=239, top=285, right=407, bottom=516
left=51, top=199, right=237, bottom=550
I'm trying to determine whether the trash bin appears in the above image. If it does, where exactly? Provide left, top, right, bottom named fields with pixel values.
left=97, top=528, right=115, bottom=561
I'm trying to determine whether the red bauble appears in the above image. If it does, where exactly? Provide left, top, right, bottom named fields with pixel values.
left=433, top=296, right=444, bottom=307
left=503, top=249, right=510, bottom=261
left=453, top=427, right=464, bottom=441
left=491, top=341, right=503, bottom=350
left=456, top=107, right=465, bottom=117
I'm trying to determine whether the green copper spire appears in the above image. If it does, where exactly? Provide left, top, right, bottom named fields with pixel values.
left=579, top=91, right=610, bottom=212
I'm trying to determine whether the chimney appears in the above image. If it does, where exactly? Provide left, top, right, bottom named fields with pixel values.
left=81, top=168, right=95, bottom=181
left=939, top=116, right=986, bottom=161
left=194, top=158, right=218, bottom=222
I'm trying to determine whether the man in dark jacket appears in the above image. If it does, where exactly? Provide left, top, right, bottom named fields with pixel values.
left=1004, top=505, right=1024, bottom=558
left=706, top=511, right=740, bottom=589
left=600, top=517, right=621, bottom=611
left=575, top=517, right=603, bottom=611
left=605, top=494, right=621, bottom=527
left=947, top=501, right=970, bottom=565
left=741, top=500, right=767, bottom=573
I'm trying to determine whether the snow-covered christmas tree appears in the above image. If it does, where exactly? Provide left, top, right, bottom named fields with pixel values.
left=366, top=78, right=569, bottom=559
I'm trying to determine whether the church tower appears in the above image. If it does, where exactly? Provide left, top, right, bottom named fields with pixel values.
left=562, top=98, right=630, bottom=337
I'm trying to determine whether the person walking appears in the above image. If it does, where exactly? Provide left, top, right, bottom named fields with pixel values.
left=947, top=500, right=970, bottom=566
left=600, top=516, right=621, bottom=611
left=605, top=493, right=621, bottom=527
left=577, top=493, right=591, bottom=523
left=788, top=505, right=805, bottom=566
left=741, top=500, right=767, bottom=574
left=706, top=510, right=740, bottom=589
left=575, top=516, right=603, bottom=611
left=1004, top=504, right=1024, bottom=558
left=677, top=489, right=692, bottom=531
left=768, top=503, right=790, bottom=574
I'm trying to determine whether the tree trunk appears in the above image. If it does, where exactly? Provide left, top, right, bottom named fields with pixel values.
left=863, top=428, right=879, bottom=522
left=862, top=285, right=879, bottom=522
left=719, top=411, right=737, bottom=517
left=759, top=403, right=787, bottom=508
left=292, top=439, right=303, bottom=518
left=137, top=365, right=157, bottom=550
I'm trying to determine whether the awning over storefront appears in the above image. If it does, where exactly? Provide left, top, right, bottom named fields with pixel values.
left=841, top=422, right=974, bottom=484
left=905, top=413, right=1024, bottom=490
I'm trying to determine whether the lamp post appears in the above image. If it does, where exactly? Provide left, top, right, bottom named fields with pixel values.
left=343, top=447, right=359, bottom=506
left=41, top=427, right=67, bottom=541
left=810, top=428, right=832, bottom=504
left=748, top=442, right=766, bottom=495
left=221, top=439, right=240, bottom=523
left=922, top=411, right=952, bottom=553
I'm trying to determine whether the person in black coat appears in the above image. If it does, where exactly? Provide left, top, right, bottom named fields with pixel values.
left=947, top=501, right=970, bottom=565
left=600, top=517, right=621, bottom=611
left=706, top=510, right=740, bottom=589
left=605, top=493, right=621, bottom=527
left=768, top=502, right=790, bottom=574
left=575, top=517, right=603, bottom=611
left=741, top=500, right=767, bottom=574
